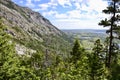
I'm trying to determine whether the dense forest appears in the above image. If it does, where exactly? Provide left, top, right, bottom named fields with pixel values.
left=0, top=0, right=120, bottom=80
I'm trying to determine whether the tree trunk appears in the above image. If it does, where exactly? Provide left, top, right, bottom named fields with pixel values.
left=108, top=1, right=116, bottom=68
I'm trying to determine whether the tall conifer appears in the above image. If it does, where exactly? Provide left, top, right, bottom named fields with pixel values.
left=99, top=0, right=120, bottom=68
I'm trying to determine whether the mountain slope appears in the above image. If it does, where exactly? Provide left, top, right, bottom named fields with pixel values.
left=0, top=0, right=71, bottom=54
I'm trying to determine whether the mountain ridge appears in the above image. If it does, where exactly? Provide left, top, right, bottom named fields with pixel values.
left=0, top=0, right=71, bottom=54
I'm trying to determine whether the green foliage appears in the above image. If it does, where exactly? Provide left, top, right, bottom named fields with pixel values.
left=0, top=19, right=16, bottom=79
left=98, top=1, right=120, bottom=79
left=0, top=19, right=39, bottom=80
left=0, top=0, right=119, bottom=79
left=110, top=63, right=120, bottom=80
left=0, top=18, right=119, bottom=80
left=99, top=0, right=120, bottom=68
left=88, top=39, right=106, bottom=80
left=70, top=39, right=85, bottom=63
left=99, top=18, right=111, bottom=27
left=0, top=18, right=15, bottom=66
left=66, top=30, right=108, bottom=52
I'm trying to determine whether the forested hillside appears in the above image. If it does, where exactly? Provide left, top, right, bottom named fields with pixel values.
left=0, top=0, right=120, bottom=80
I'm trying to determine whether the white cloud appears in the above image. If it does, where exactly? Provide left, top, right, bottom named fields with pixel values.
left=88, top=0, right=108, bottom=13
left=38, top=0, right=57, bottom=10
left=55, top=13, right=68, bottom=19
left=57, top=0, right=72, bottom=7
left=26, top=0, right=35, bottom=8
left=42, top=10, right=57, bottom=16
left=25, top=0, right=109, bottom=29
left=52, top=19, right=107, bottom=29
left=33, top=8, right=41, bottom=12
left=42, top=10, right=68, bottom=19
left=67, top=10, right=81, bottom=19
left=38, top=3, right=49, bottom=10
left=74, top=2, right=81, bottom=9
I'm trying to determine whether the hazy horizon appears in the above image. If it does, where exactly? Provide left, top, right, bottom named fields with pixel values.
left=60, top=28, right=107, bottom=30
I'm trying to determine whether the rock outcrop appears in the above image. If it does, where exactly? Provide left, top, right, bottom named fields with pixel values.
left=0, top=0, right=70, bottom=54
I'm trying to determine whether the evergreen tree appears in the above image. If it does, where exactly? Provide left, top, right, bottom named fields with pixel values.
left=104, top=37, right=109, bottom=67
left=30, top=51, right=45, bottom=79
left=70, top=39, right=85, bottom=64
left=0, top=18, right=17, bottom=79
left=88, top=39, right=106, bottom=80
left=0, top=18, right=39, bottom=80
left=99, top=0, right=120, bottom=68
left=70, top=39, right=89, bottom=79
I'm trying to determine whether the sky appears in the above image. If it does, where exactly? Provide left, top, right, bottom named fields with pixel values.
left=12, top=0, right=109, bottom=29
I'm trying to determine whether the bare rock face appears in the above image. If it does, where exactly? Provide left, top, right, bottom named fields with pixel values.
left=0, top=0, right=70, bottom=54
left=15, top=44, right=36, bottom=55
left=0, top=0, right=62, bottom=37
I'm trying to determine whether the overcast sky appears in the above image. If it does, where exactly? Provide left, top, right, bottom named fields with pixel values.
left=12, top=0, right=109, bottom=29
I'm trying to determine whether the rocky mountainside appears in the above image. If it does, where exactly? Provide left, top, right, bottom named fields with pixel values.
left=0, top=0, right=71, bottom=54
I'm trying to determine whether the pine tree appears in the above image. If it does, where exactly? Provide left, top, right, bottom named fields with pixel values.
left=88, top=39, right=106, bottom=80
left=99, top=0, right=120, bottom=68
left=70, top=39, right=85, bottom=64
left=0, top=18, right=39, bottom=80
left=70, top=39, right=89, bottom=79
